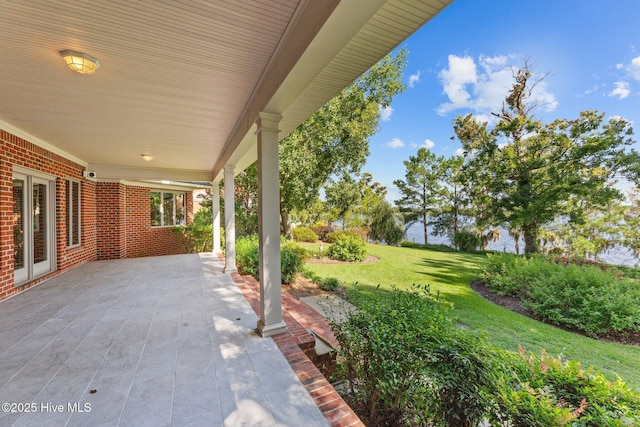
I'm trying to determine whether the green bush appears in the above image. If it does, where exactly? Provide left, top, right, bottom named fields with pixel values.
left=493, top=347, right=640, bottom=426
left=327, top=234, right=367, bottom=262
left=319, top=277, right=341, bottom=291
left=326, top=230, right=363, bottom=243
left=331, top=284, right=640, bottom=426
left=291, top=226, right=319, bottom=242
left=235, top=236, right=306, bottom=284
left=172, top=223, right=213, bottom=253
left=236, top=235, right=260, bottom=278
left=483, top=253, right=640, bottom=337
left=332, top=285, right=499, bottom=427
left=310, top=225, right=334, bottom=242
left=280, top=242, right=306, bottom=284
left=454, top=230, right=481, bottom=252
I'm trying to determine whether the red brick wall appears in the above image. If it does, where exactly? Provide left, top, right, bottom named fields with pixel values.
left=0, top=129, right=97, bottom=302
left=96, top=182, right=127, bottom=260
left=125, top=186, right=193, bottom=258
left=0, top=127, right=196, bottom=303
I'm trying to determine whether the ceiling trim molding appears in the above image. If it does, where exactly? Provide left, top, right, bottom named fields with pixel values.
left=88, top=164, right=213, bottom=182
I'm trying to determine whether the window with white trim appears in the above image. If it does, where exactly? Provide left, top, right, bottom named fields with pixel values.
left=151, top=191, right=185, bottom=227
left=66, top=179, right=81, bottom=248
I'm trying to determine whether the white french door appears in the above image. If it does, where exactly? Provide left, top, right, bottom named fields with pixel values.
left=13, top=170, right=55, bottom=285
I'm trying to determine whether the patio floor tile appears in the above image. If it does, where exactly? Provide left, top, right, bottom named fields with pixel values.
left=0, top=253, right=328, bottom=426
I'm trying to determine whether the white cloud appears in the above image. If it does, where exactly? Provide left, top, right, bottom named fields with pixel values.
left=421, top=139, right=435, bottom=149
left=610, top=81, right=630, bottom=99
left=379, top=105, right=394, bottom=121
left=437, top=55, right=477, bottom=114
left=629, top=56, right=640, bottom=80
left=454, top=148, right=464, bottom=156
left=437, top=54, right=558, bottom=115
left=386, top=138, right=405, bottom=148
left=408, top=70, right=421, bottom=88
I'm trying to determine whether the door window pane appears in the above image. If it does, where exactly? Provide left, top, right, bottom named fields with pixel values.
left=12, top=179, right=24, bottom=270
left=33, top=183, right=47, bottom=264
left=176, top=193, right=185, bottom=225
left=163, top=192, right=175, bottom=226
left=150, top=192, right=161, bottom=226
left=66, top=180, right=81, bottom=247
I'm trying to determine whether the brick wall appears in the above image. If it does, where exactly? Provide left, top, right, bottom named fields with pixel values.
left=96, top=182, right=127, bottom=260
left=0, top=127, right=197, bottom=303
left=0, top=129, right=97, bottom=302
left=125, top=186, right=193, bottom=258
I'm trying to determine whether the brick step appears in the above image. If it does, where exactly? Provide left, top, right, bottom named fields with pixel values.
left=229, top=271, right=365, bottom=427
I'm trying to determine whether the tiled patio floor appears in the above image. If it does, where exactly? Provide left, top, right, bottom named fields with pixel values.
left=0, top=253, right=329, bottom=426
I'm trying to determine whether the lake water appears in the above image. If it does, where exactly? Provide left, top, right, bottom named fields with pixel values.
left=405, top=223, right=639, bottom=267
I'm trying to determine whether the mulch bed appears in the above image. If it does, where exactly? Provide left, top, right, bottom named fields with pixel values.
left=470, top=280, right=640, bottom=346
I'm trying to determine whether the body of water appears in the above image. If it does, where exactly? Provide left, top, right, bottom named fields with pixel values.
left=405, top=223, right=638, bottom=267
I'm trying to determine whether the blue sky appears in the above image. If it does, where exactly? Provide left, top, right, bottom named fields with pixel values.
left=366, top=0, right=640, bottom=201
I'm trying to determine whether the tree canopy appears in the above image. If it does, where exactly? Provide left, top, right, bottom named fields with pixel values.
left=393, top=147, right=447, bottom=245
left=278, top=49, right=408, bottom=235
left=454, top=63, right=640, bottom=254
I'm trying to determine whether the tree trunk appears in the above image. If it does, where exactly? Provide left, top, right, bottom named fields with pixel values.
left=523, top=223, right=538, bottom=254
left=280, top=205, right=291, bottom=239
left=423, top=210, right=428, bottom=245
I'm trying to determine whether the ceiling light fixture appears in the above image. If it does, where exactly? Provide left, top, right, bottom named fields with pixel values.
left=59, top=50, right=100, bottom=74
left=141, top=154, right=154, bottom=162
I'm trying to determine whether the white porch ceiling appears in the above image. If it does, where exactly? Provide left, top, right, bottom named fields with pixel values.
left=0, top=0, right=451, bottom=182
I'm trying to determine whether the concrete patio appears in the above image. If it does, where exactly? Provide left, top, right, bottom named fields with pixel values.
left=0, top=253, right=330, bottom=427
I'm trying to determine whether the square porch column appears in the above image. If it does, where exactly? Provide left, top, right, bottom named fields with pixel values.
left=256, top=112, right=287, bottom=337
left=223, top=165, right=237, bottom=273
left=211, top=180, right=221, bottom=254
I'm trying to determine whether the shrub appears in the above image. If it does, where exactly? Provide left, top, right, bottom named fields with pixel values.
left=319, top=277, right=341, bottom=291
left=235, top=236, right=306, bottom=284
left=310, top=225, right=334, bottom=242
left=331, top=284, right=640, bottom=426
left=493, top=346, right=640, bottom=426
left=280, top=242, right=306, bottom=284
left=482, top=253, right=640, bottom=337
left=332, top=285, right=499, bottom=427
left=327, top=234, right=367, bottom=262
left=236, top=235, right=260, bottom=278
left=326, top=230, right=359, bottom=243
left=291, top=226, right=318, bottom=242
left=454, top=230, right=481, bottom=252
left=172, top=223, right=213, bottom=253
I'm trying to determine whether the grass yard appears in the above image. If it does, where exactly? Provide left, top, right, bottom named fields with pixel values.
left=301, top=242, right=640, bottom=390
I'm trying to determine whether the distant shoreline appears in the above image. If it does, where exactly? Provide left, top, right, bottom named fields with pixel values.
left=405, top=224, right=638, bottom=267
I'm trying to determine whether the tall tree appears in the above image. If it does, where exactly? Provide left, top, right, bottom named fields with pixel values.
left=394, top=148, right=447, bottom=244
left=368, top=200, right=405, bottom=245
left=323, top=174, right=362, bottom=228
left=454, top=63, right=640, bottom=254
left=622, top=188, right=640, bottom=261
left=430, top=155, right=470, bottom=245
left=278, top=49, right=407, bottom=236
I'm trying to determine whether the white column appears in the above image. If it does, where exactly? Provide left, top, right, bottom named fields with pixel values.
left=211, top=181, right=221, bottom=254
left=256, top=112, right=287, bottom=337
left=223, top=165, right=237, bottom=273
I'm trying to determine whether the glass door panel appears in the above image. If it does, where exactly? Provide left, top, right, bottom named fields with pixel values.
left=13, top=177, right=28, bottom=283
left=12, top=172, right=54, bottom=285
left=32, top=178, right=51, bottom=277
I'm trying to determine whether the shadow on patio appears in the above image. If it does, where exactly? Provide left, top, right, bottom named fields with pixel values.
left=0, top=254, right=329, bottom=426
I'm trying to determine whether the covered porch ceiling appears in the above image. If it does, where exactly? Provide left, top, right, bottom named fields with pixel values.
left=0, top=0, right=452, bottom=183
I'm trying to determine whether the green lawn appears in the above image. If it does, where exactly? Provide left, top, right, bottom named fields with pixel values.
left=301, top=242, right=640, bottom=390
